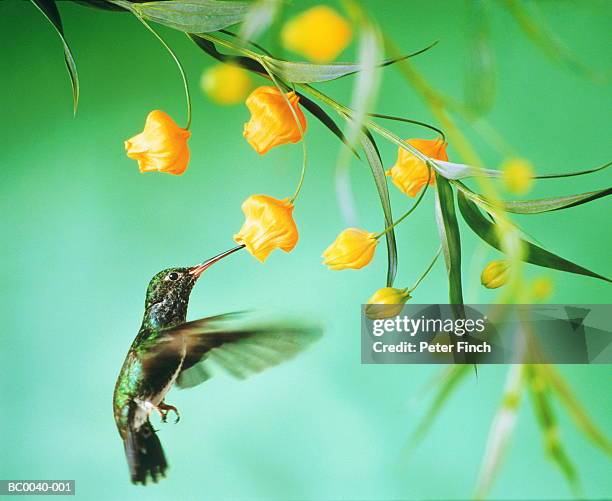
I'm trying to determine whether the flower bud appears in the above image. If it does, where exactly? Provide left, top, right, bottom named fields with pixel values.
left=501, top=158, right=533, bottom=194
left=233, top=195, right=298, bottom=262
left=125, top=110, right=190, bottom=175
left=386, top=138, right=448, bottom=197
left=322, top=228, right=377, bottom=270
left=201, top=63, right=252, bottom=105
left=243, top=86, right=307, bottom=155
left=481, top=260, right=510, bottom=289
left=281, top=5, right=352, bottom=63
left=365, top=287, right=411, bottom=319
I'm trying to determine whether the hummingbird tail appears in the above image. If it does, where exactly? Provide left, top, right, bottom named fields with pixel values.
left=124, top=419, right=168, bottom=485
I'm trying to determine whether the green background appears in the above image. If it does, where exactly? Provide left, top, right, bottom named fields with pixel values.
left=1, top=1, right=610, bottom=499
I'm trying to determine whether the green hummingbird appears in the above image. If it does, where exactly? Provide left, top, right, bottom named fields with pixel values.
left=113, top=244, right=320, bottom=485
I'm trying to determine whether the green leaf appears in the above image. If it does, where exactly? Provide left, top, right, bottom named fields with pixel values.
left=474, top=365, right=524, bottom=500
left=464, top=0, right=496, bottom=115
left=116, top=0, right=251, bottom=33
left=432, top=159, right=611, bottom=180
left=406, top=365, right=470, bottom=452
left=434, top=174, right=464, bottom=305
left=541, top=365, right=612, bottom=455
left=30, top=0, right=79, bottom=114
left=238, top=0, right=280, bottom=43
left=262, top=41, right=437, bottom=84
left=526, top=366, right=581, bottom=495
left=457, top=192, right=612, bottom=283
left=360, top=131, right=397, bottom=287
left=453, top=181, right=612, bottom=214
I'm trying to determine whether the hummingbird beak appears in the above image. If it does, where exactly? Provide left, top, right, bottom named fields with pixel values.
left=189, top=244, right=245, bottom=278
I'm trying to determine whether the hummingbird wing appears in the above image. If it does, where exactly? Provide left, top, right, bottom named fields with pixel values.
left=140, top=313, right=322, bottom=389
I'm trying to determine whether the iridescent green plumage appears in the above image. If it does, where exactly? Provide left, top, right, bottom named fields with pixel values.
left=112, top=246, right=321, bottom=485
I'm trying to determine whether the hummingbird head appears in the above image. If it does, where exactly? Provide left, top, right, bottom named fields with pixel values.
left=142, top=245, right=244, bottom=329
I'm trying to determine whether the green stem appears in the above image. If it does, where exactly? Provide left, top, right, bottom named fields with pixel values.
left=409, top=247, right=442, bottom=292
left=136, top=15, right=192, bottom=129
left=374, top=164, right=431, bottom=239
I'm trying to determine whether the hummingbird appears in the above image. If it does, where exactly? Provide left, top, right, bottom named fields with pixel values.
left=113, top=244, right=320, bottom=484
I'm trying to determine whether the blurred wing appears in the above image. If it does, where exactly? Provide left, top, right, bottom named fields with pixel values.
left=142, top=313, right=322, bottom=389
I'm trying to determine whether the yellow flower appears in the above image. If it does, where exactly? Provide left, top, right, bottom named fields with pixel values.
left=243, top=86, right=307, bottom=155
left=531, top=276, right=553, bottom=300
left=365, top=287, right=411, bottom=319
left=481, top=260, right=510, bottom=289
left=322, top=228, right=377, bottom=270
left=233, top=195, right=298, bottom=262
left=386, top=138, right=448, bottom=197
left=200, top=63, right=252, bottom=105
left=502, top=158, right=534, bottom=194
left=125, top=110, right=190, bottom=175
left=281, top=5, right=352, bottom=63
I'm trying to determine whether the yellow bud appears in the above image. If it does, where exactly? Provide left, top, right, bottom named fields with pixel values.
left=281, top=5, right=352, bottom=63
left=481, top=260, right=510, bottom=289
left=233, top=195, right=298, bottom=262
left=124, top=110, right=190, bottom=175
left=200, top=63, right=252, bottom=105
left=322, top=228, right=377, bottom=270
left=365, top=287, right=411, bottom=319
left=386, top=138, right=447, bottom=197
left=243, top=86, right=307, bottom=154
left=501, top=158, right=534, bottom=194
left=531, top=276, right=553, bottom=300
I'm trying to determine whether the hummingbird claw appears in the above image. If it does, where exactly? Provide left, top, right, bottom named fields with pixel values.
left=156, top=401, right=180, bottom=424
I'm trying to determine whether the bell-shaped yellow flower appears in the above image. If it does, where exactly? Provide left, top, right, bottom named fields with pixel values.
left=386, top=138, right=448, bottom=197
left=125, top=110, right=190, bottom=175
left=243, top=86, right=307, bottom=155
left=233, top=195, right=298, bottom=262
left=502, top=158, right=534, bottom=194
left=201, top=63, right=252, bottom=105
left=481, top=260, right=510, bottom=289
left=365, top=287, right=411, bottom=319
left=281, top=5, right=352, bottom=63
left=322, top=228, right=377, bottom=270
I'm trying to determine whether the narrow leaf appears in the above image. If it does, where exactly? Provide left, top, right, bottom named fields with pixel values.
left=262, top=41, right=437, bottom=84
left=541, top=365, right=612, bottom=455
left=454, top=181, right=612, bottom=214
left=30, top=0, right=79, bottom=113
left=474, top=365, right=523, bottom=500
left=457, top=192, right=612, bottom=283
left=238, top=0, right=280, bottom=44
left=360, top=131, right=397, bottom=287
left=406, top=365, right=470, bottom=452
left=117, top=0, right=251, bottom=33
left=434, top=174, right=464, bottom=305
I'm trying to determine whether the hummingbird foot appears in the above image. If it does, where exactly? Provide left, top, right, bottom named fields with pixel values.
left=156, top=401, right=180, bottom=424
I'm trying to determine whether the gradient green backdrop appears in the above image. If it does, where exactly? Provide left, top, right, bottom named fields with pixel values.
left=1, top=1, right=611, bottom=499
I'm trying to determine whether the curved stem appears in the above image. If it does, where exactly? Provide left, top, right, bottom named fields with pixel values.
left=374, top=164, right=432, bottom=238
left=409, top=247, right=442, bottom=292
left=259, top=60, right=308, bottom=204
left=136, top=15, right=192, bottom=129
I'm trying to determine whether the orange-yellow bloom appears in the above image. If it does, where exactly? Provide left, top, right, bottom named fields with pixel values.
left=502, top=158, right=534, bottom=194
left=281, top=5, right=352, bottom=63
left=243, top=86, right=307, bottom=154
left=531, top=276, right=553, bottom=300
left=201, top=63, right=252, bottom=105
left=386, top=138, right=448, bottom=197
left=365, top=287, right=411, bottom=319
left=481, top=260, right=510, bottom=289
left=233, top=195, right=298, bottom=262
left=125, top=110, right=190, bottom=175
left=322, top=228, right=377, bottom=270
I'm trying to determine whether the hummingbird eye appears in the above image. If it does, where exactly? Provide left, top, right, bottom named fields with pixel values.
left=167, top=272, right=181, bottom=282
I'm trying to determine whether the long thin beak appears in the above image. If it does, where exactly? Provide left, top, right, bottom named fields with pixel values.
left=189, top=244, right=245, bottom=277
